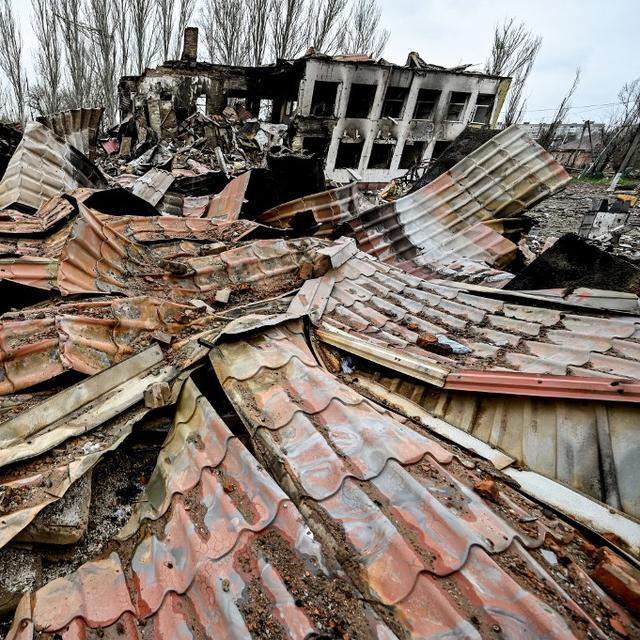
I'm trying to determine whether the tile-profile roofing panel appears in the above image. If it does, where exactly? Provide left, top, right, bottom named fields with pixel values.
left=0, top=123, right=106, bottom=212
left=57, top=205, right=328, bottom=304
left=0, top=296, right=208, bottom=394
left=349, top=125, right=570, bottom=282
left=256, top=182, right=362, bottom=236
left=6, top=377, right=395, bottom=639
left=0, top=196, right=76, bottom=236
left=36, top=108, right=103, bottom=159
left=289, top=249, right=640, bottom=383
left=130, top=168, right=175, bottom=206
left=210, top=320, right=638, bottom=639
left=0, top=257, right=58, bottom=289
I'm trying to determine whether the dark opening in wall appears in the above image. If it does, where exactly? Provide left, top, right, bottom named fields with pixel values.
left=413, top=89, right=440, bottom=119
left=336, top=141, right=363, bottom=169
left=310, top=81, right=340, bottom=117
left=399, top=141, right=426, bottom=169
left=382, top=86, right=409, bottom=118
left=303, top=137, right=330, bottom=157
left=346, top=83, right=377, bottom=118
left=471, top=93, right=495, bottom=125
left=368, top=143, right=395, bottom=169
left=446, top=91, right=471, bottom=121
left=432, top=140, right=450, bottom=160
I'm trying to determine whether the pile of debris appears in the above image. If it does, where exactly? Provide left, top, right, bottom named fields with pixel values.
left=0, top=109, right=639, bottom=640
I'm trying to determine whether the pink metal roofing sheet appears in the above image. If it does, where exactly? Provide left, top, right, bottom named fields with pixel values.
left=6, top=377, right=395, bottom=639
left=209, top=320, right=638, bottom=638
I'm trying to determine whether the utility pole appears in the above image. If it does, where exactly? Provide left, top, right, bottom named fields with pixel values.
left=569, top=121, right=587, bottom=169
left=608, top=122, right=640, bottom=192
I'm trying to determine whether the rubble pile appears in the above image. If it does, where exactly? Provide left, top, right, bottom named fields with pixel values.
left=0, top=105, right=639, bottom=640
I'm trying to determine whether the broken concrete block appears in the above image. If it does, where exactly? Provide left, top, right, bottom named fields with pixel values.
left=15, top=472, right=92, bottom=546
left=0, top=548, right=42, bottom=615
left=215, top=288, right=231, bottom=304
left=190, top=298, right=215, bottom=313
left=119, top=136, right=132, bottom=158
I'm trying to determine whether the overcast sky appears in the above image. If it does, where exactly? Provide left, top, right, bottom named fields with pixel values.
left=381, top=0, right=640, bottom=123
left=12, top=0, right=640, bottom=123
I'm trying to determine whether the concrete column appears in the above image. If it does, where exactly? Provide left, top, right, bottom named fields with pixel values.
left=390, top=73, right=423, bottom=171
left=358, top=67, right=392, bottom=173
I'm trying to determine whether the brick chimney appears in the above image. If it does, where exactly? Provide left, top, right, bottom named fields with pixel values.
left=181, top=27, right=198, bottom=62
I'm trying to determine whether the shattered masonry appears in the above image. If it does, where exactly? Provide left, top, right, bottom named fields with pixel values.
left=0, top=27, right=639, bottom=640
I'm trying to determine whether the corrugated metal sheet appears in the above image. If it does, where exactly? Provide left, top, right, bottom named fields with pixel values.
left=0, top=123, right=106, bottom=212
left=209, top=320, right=636, bottom=639
left=205, top=170, right=250, bottom=220
left=0, top=296, right=204, bottom=394
left=355, top=368, right=640, bottom=520
left=6, top=377, right=395, bottom=639
left=256, top=182, right=362, bottom=236
left=0, top=257, right=58, bottom=289
left=349, top=125, right=570, bottom=283
left=0, top=344, right=171, bottom=468
left=131, top=168, right=175, bottom=206
left=57, top=205, right=329, bottom=304
left=0, top=196, right=75, bottom=235
left=36, top=108, right=104, bottom=160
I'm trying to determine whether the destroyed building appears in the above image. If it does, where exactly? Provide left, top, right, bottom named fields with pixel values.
left=119, top=29, right=510, bottom=183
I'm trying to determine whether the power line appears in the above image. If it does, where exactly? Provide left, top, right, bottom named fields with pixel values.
left=523, top=101, right=622, bottom=113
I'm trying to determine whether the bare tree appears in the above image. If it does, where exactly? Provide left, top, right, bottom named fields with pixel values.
left=538, top=68, right=581, bottom=149
left=270, top=0, right=306, bottom=59
left=199, top=0, right=248, bottom=65
left=0, top=0, right=26, bottom=122
left=173, top=0, right=196, bottom=58
left=342, top=0, right=388, bottom=57
left=306, top=0, right=348, bottom=54
left=113, top=0, right=132, bottom=77
left=31, top=0, right=63, bottom=115
left=485, top=18, right=542, bottom=126
left=129, top=0, right=158, bottom=74
left=245, top=0, right=271, bottom=65
left=155, top=0, right=176, bottom=62
left=57, top=0, right=93, bottom=108
left=85, top=0, right=118, bottom=125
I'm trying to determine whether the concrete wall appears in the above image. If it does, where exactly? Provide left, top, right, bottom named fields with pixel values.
left=293, top=58, right=509, bottom=183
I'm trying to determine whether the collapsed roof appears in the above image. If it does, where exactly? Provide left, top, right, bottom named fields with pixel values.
left=0, top=112, right=638, bottom=639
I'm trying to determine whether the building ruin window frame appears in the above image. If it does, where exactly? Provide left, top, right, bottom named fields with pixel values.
left=445, top=91, right=471, bottom=122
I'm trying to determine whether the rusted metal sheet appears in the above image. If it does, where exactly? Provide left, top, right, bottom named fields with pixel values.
left=0, top=296, right=209, bottom=394
left=57, top=205, right=329, bottom=304
left=349, top=125, right=571, bottom=282
left=6, top=377, right=395, bottom=639
left=131, top=168, right=175, bottom=206
left=0, top=257, right=58, bottom=289
left=0, top=344, right=171, bottom=468
left=0, top=123, right=106, bottom=212
left=0, top=196, right=75, bottom=236
left=36, top=108, right=104, bottom=160
left=256, top=182, right=362, bottom=236
left=205, top=170, right=250, bottom=220
left=0, top=405, right=147, bottom=550
left=209, top=319, right=636, bottom=638
left=289, top=248, right=640, bottom=382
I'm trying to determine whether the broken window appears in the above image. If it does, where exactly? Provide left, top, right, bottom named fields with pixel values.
left=310, top=81, right=340, bottom=117
left=446, top=92, right=471, bottom=121
left=382, top=86, right=409, bottom=118
left=195, top=94, right=207, bottom=114
left=471, top=93, right=495, bottom=125
left=368, top=143, right=395, bottom=169
left=336, top=141, right=363, bottom=169
left=399, top=141, right=426, bottom=169
left=303, top=137, right=330, bottom=156
left=413, top=89, right=440, bottom=120
left=346, top=83, right=377, bottom=118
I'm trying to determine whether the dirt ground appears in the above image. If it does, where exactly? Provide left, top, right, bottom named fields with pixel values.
left=523, top=180, right=640, bottom=259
